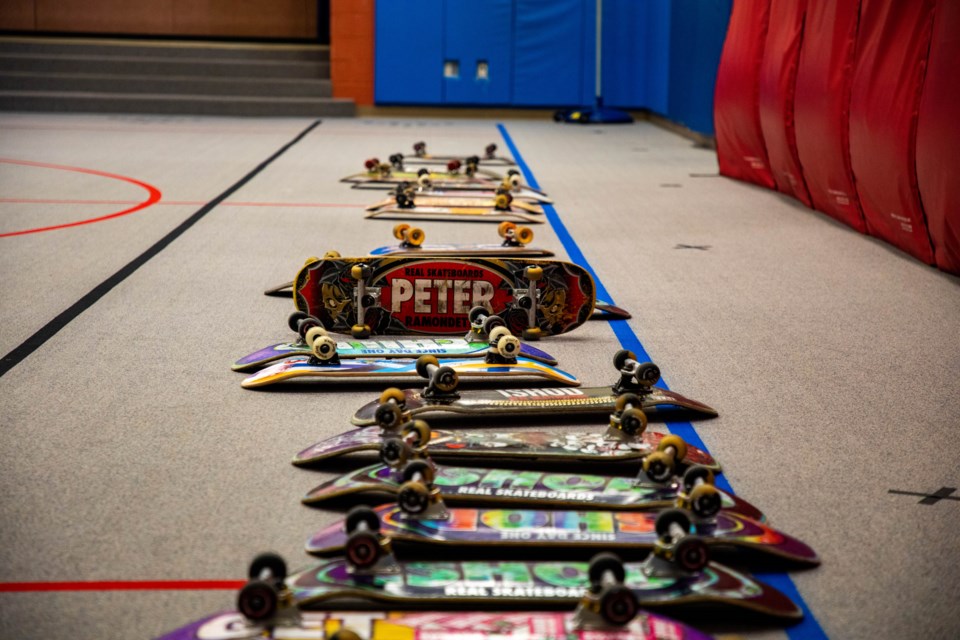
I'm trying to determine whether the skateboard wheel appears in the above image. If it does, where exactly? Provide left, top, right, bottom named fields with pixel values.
left=402, top=419, right=432, bottom=446
left=434, top=366, right=459, bottom=393
left=447, top=159, right=461, bottom=173
left=488, top=325, right=511, bottom=343
left=413, top=141, right=426, bottom=155
left=658, top=434, right=688, bottom=462
left=345, top=530, right=381, bottom=569
left=418, top=168, right=430, bottom=177
left=688, top=484, right=722, bottom=520
left=380, top=437, right=410, bottom=467
left=331, top=630, right=363, bottom=640
left=614, top=392, right=643, bottom=413
left=402, top=459, right=435, bottom=485
left=613, top=349, right=637, bottom=371
left=364, top=158, right=378, bottom=171
left=379, top=387, right=407, bottom=406
left=588, top=552, right=626, bottom=590
left=642, top=451, right=674, bottom=484
left=681, top=466, right=714, bottom=494
left=345, top=505, right=381, bottom=534
left=418, top=174, right=432, bottom=188
left=376, top=403, right=403, bottom=430
left=522, top=327, right=542, bottom=341
left=507, top=169, right=520, bottom=177
left=311, top=335, right=337, bottom=361
left=508, top=174, right=521, bottom=188
left=635, top=362, right=661, bottom=385
left=248, top=552, right=287, bottom=582
left=469, top=305, right=489, bottom=324
left=393, top=223, right=410, bottom=240
left=323, top=250, right=341, bottom=259
left=407, top=227, right=425, bottom=247
left=516, top=226, right=534, bottom=244
left=351, top=324, right=371, bottom=339
left=485, top=143, right=497, bottom=156
left=237, top=580, right=278, bottom=622
left=481, top=313, right=505, bottom=334
left=396, top=190, right=414, bottom=209
left=397, top=481, right=431, bottom=514
left=297, top=316, right=323, bottom=339
left=524, top=265, right=544, bottom=281
left=304, top=325, right=327, bottom=345
left=497, top=334, right=521, bottom=358
left=674, top=536, right=710, bottom=572
left=497, top=221, right=517, bottom=238
left=598, top=583, right=639, bottom=626
left=288, top=311, right=309, bottom=333
left=350, top=264, right=369, bottom=280
left=466, top=155, right=480, bottom=166
left=415, top=355, right=441, bottom=378
left=618, top=407, right=647, bottom=435
left=654, top=509, right=691, bottom=542
left=494, top=192, right=510, bottom=210
left=389, top=153, right=403, bottom=166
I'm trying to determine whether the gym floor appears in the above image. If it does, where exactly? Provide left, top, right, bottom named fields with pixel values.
left=0, top=113, right=957, bottom=640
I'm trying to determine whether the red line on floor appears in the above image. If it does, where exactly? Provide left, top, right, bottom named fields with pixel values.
left=0, top=198, right=364, bottom=208
left=0, top=159, right=163, bottom=238
left=0, top=580, right=244, bottom=592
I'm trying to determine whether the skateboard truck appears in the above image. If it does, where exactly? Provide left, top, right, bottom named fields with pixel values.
left=465, top=155, right=480, bottom=177
left=416, top=355, right=460, bottom=401
left=379, top=419, right=432, bottom=469
left=516, top=265, right=544, bottom=340
left=605, top=393, right=649, bottom=443
left=343, top=506, right=400, bottom=576
left=465, top=305, right=506, bottom=341
left=350, top=263, right=380, bottom=339
left=611, top=349, right=661, bottom=396
left=484, top=326, right=521, bottom=365
left=572, top=553, right=640, bottom=630
left=639, top=434, right=688, bottom=484
left=497, top=220, right=533, bottom=246
left=236, top=552, right=301, bottom=627
left=674, top=465, right=723, bottom=521
left=640, top=509, right=710, bottom=579
left=373, top=388, right=411, bottom=431
left=392, top=223, right=425, bottom=247
left=504, top=168, right=522, bottom=191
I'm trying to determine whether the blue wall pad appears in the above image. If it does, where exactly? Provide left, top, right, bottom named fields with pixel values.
left=375, top=0, right=444, bottom=104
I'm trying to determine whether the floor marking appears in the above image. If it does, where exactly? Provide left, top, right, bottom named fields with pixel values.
left=0, top=119, right=321, bottom=379
left=0, top=159, right=162, bottom=237
left=674, top=244, right=711, bottom=251
left=497, top=123, right=826, bottom=640
left=0, top=580, right=245, bottom=593
left=888, top=487, right=959, bottom=505
left=0, top=198, right=364, bottom=208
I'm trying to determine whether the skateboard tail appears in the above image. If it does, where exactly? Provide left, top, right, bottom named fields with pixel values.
left=232, top=343, right=304, bottom=371
left=292, top=429, right=380, bottom=467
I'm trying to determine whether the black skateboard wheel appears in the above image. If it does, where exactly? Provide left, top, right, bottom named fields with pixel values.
left=643, top=451, right=674, bottom=484
left=675, top=536, right=710, bottom=572
left=485, top=143, right=497, bottom=156
left=682, top=465, right=714, bottom=494
left=618, top=407, right=647, bottom=435
left=345, top=530, right=381, bottom=569
left=402, top=459, right=434, bottom=485
left=598, top=583, right=639, bottom=626
left=288, top=311, right=309, bottom=333
left=635, top=362, right=661, bottom=385
left=433, top=365, right=458, bottom=393
left=417, top=168, right=430, bottom=177
left=588, top=552, right=626, bottom=590
left=351, top=324, right=371, bottom=339
left=396, top=190, right=414, bottom=209
left=688, top=484, right=722, bottom=520
left=375, top=403, right=403, bottom=430
left=345, top=505, right=380, bottom=534
left=248, top=552, right=286, bottom=582
left=468, top=305, right=489, bottom=324
left=297, top=316, right=324, bottom=339
left=380, top=437, right=409, bottom=467
left=655, top=508, right=691, bottom=542
left=398, top=481, right=431, bottom=514
left=613, top=349, right=636, bottom=371
left=237, top=580, right=278, bottom=622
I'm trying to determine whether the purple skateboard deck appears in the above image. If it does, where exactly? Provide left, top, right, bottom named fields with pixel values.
left=157, top=609, right=712, bottom=639
left=351, top=386, right=717, bottom=426
left=305, top=504, right=819, bottom=566
left=301, top=462, right=765, bottom=521
left=286, top=557, right=802, bottom=620
left=293, top=428, right=719, bottom=469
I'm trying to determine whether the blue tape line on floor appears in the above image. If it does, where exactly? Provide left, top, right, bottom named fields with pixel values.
left=497, top=123, right=826, bottom=640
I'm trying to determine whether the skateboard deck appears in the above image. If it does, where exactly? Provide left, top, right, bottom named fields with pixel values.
left=366, top=196, right=544, bottom=215
left=396, top=186, right=553, bottom=204
left=240, top=356, right=579, bottom=389
left=294, top=256, right=595, bottom=338
left=302, top=461, right=765, bottom=521
left=287, top=557, right=802, bottom=620
left=159, top=610, right=711, bottom=640
left=365, top=206, right=544, bottom=224
left=302, top=464, right=766, bottom=522
left=233, top=337, right=558, bottom=372
left=352, top=181, right=551, bottom=201
left=352, top=386, right=717, bottom=426
left=293, top=427, right=718, bottom=468
left=306, top=504, right=819, bottom=566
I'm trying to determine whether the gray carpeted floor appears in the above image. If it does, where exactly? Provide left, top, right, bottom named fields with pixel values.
left=0, top=113, right=957, bottom=639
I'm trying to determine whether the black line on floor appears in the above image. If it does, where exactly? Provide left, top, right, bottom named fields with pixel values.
left=0, top=119, right=322, bottom=379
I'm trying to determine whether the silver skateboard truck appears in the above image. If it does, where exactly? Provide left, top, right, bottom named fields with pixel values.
left=611, top=349, right=661, bottom=395
left=416, top=355, right=460, bottom=401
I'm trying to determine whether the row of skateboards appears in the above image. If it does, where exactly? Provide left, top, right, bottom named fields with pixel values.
left=159, top=143, right=818, bottom=640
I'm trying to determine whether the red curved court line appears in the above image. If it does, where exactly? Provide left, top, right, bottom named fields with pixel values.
left=0, top=580, right=244, bottom=592
left=0, top=158, right=163, bottom=238
left=0, top=198, right=364, bottom=208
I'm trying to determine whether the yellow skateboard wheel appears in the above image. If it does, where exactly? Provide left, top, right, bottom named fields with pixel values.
left=522, top=327, right=542, bottom=341
left=402, top=419, right=432, bottom=446
left=323, top=250, right=341, bottom=259
left=304, top=256, right=320, bottom=265
left=393, top=223, right=410, bottom=240
left=516, top=226, right=534, bottom=244
left=351, top=324, right=371, bottom=339
left=525, top=265, right=544, bottom=280
left=498, top=221, right=516, bottom=238
left=658, top=434, right=688, bottom=462
left=380, top=387, right=407, bottom=405
left=407, top=227, right=425, bottom=247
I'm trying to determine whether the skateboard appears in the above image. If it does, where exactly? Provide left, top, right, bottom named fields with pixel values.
left=159, top=610, right=711, bottom=640
left=343, top=162, right=503, bottom=185
left=233, top=313, right=559, bottom=372
left=293, top=255, right=595, bottom=339
left=306, top=504, right=818, bottom=566
left=240, top=353, right=579, bottom=389
left=366, top=194, right=544, bottom=216
left=292, top=421, right=718, bottom=469
left=287, top=522, right=803, bottom=620
left=351, top=350, right=716, bottom=426
left=408, top=141, right=517, bottom=166
left=300, top=456, right=765, bottom=522
left=367, top=223, right=555, bottom=258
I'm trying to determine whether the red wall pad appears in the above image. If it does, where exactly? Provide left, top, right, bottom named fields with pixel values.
left=916, top=0, right=960, bottom=275
left=714, top=0, right=774, bottom=188
left=757, top=0, right=811, bottom=206
left=794, top=0, right=865, bottom=231
left=848, top=0, right=936, bottom=263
